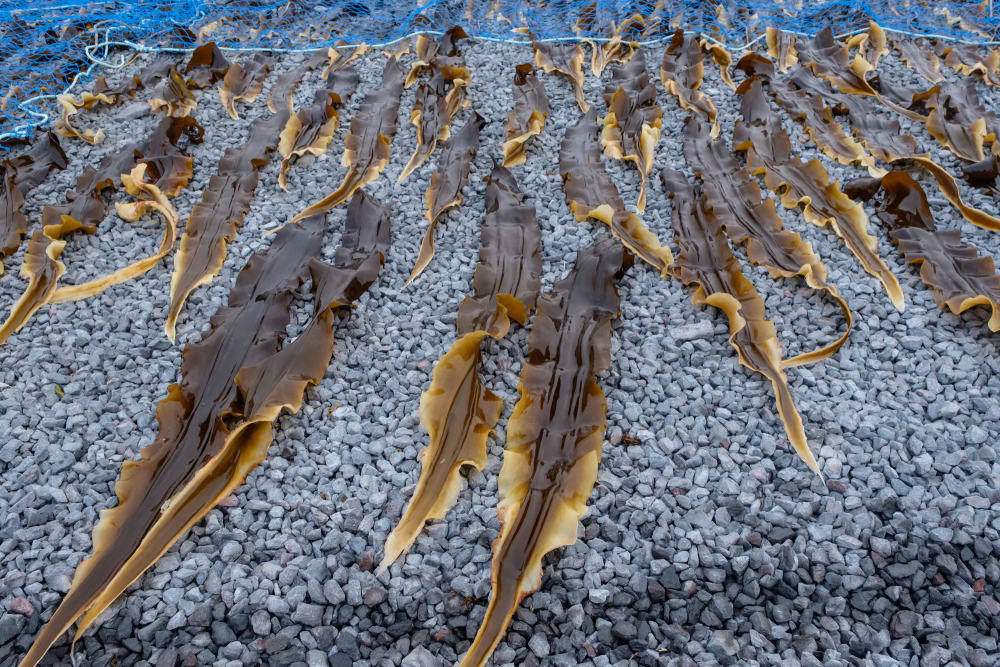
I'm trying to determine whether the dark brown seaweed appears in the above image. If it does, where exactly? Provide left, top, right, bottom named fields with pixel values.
left=407, top=26, right=470, bottom=85
left=20, top=193, right=390, bottom=667
left=502, top=64, right=549, bottom=167
left=660, top=29, right=718, bottom=133
left=0, top=231, right=65, bottom=344
left=560, top=108, right=672, bottom=274
left=894, top=37, right=944, bottom=83
left=266, top=49, right=330, bottom=113
left=406, top=113, right=485, bottom=285
left=398, top=71, right=468, bottom=183
left=765, top=27, right=798, bottom=73
left=963, top=155, right=999, bottom=196
left=795, top=26, right=876, bottom=96
left=184, top=42, right=230, bottom=89
left=380, top=165, right=541, bottom=572
left=532, top=38, right=589, bottom=113
left=661, top=168, right=820, bottom=474
left=218, top=53, right=271, bottom=120
left=459, top=237, right=631, bottom=667
left=941, top=43, right=1000, bottom=87
left=149, top=67, right=197, bottom=118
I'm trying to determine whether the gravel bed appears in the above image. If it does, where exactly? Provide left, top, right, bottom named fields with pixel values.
left=1, top=32, right=999, bottom=667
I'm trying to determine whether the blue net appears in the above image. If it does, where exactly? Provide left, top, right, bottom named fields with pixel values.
left=1, top=0, right=998, bottom=143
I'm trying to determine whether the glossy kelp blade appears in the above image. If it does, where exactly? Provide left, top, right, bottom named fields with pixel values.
left=284, top=56, right=407, bottom=228
left=502, top=64, right=549, bottom=167
left=600, top=51, right=662, bottom=213
left=682, top=116, right=852, bottom=367
left=795, top=26, right=876, bottom=96
left=166, top=110, right=290, bottom=341
left=560, top=108, right=672, bottom=274
left=406, top=113, right=484, bottom=285
left=0, top=231, right=65, bottom=344
left=459, top=237, right=631, bottom=667
left=398, top=71, right=468, bottom=183
left=661, top=168, right=821, bottom=475
left=846, top=171, right=1000, bottom=331
left=183, top=42, right=230, bottom=89
left=533, top=38, right=589, bottom=113
left=218, top=53, right=271, bottom=120
left=380, top=166, right=541, bottom=572
left=660, top=29, right=718, bottom=135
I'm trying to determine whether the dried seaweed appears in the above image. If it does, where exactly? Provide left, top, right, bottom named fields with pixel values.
left=20, top=194, right=390, bottom=667
left=941, top=43, right=1000, bottom=87
left=380, top=166, right=541, bottom=572
left=149, top=67, right=197, bottom=118
left=0, top=231, right=65, bottom=344
left=600, top=51, right=661, bottom=214
left=459, top=237, right=631, bottom=667
left=584, top=17, right=639, bottom=76
left=533, top=38, right=589, bottom=113
left=734, top=77, right=904, bottom=310
left=846, top=170, right=1000, bottom=331
left=407, top=26, right=470, bottom=85
left=278, top=68, right=359, bottom=190
left=766, top=27, right=798, bottom=73
left=915, top=82, right=997, bottom=163
left=184, top=42, right=230, bottom=89
left=285, top=57, right=407, bottom=227
left=560, top=109, right=673, bottom=274
left=218, top=53, right=271, bottom=120
left=856, top=21, right=888, bottom=68
left=795, top=26, right=876, bottom=96
left=894, top=37, right=943, bottom=83
left=502, top=64, right=549, bottom=167
left=167, top=109, right=291, bottom=340
left=406, top=113, right=485, bottom=285
left=661, top=168, right=820, bottom=474
left=660, top=29, right=718, bottom=134
left=54, top=90, right=114, bottom=144
left=398, top=71, right=468, bottom=183
left=267, top=45, right=361, bottom=114
left=703, top=41, right=736, bottom=90
left=963, top=155, right=1000, bottom=196
left=682, top=116, right=852, bottom=366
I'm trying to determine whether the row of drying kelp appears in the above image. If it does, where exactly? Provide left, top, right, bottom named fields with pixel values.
left=7, top=20, right=1000, bottom=667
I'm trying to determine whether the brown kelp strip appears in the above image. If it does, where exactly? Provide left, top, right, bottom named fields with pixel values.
left=894, top=37, right=943, bottom=83
left=502, top=64, right=549, bottom=167
left=660, top=28, right=718, bottom=135
left=584, top=16, right=640, bottom=76
left=795, top=26, right=876, bottom=96
left=0, top=231, right=65, bottom=344
left=734, top=76, right=904, bottom=310
left=167, top=109, right=291, bottom=340
left=661, top=168, right=821, bottom=474
left=561, top=108, right=672, bottom=274
left=682, top=116, right=852, bottom=366
left=380, top=165, right=541, bottom=572
left=846, top=170, right=1000, bottom=331
left=766, top=27, right=797, bottom=73
left=19, top=193, right=390, bottom=667
left=459, top=237, right=631, bottom=667
left=149, top=68, right=197, bottom=118
left=533, top=38, right=589, bottom=113
left=855, top=21, right=888, bottom=68
left=184, top=42, right=230, bottom=89
left=285, top=56, right=407, bottom=227
left=398, top=70, right=468, bottom=183
left=940, top=43, right=1000, bottom=87
left=407, top=26, right=470, bottom=85
left=219, top=53, right=272, bottom=120
left=0, top=132, right=68, bottom=274
left=406, top=113, right=485, bottom=284
left=601, top=51, right=661, bottom=213
left=278, top=68, right=359, bottom=190
left=963, top=155, right=1000, bottom=197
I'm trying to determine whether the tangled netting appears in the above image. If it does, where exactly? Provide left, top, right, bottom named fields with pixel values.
left=1, top=0, right=998, bottom=142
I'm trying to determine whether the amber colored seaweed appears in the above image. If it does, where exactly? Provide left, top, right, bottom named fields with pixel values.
left=380, top=165, right=541, bottom=573
left=406, top=113, right=485, bottom=285
left=398, top=70, right=468, bottom=183
left=167, top=109, right=291, bottom=340
left=502, top=64, right=549, bottom=167
left=267, top=43, right=364, bottom=114
left=600, top=51, right=661, bottom=213
left=54, top=89, right=114, bottom=144
left=915, top=82, right=997, bottom=163
left=219, top=53, right=272, bottom=120
left=941, top=43, right=1000, bottom=87
left=533, top=38, right=589, bottom=113
left=894, top=37, right=943, bottom=83
left=285, top=56, right=407, bottom=227
left=766, top=27, right=798, bottom=73
left=846, top=170, right=1000, bottom=331
left=660, top=29, right=718, bottom=134
left=681, top=116, right=852, bottom=366
left=184, top=42, right=230, bottom=89
left=0, top=231, right=65, bottom=344
left=278, top=68, right=360, bottom=190
left=560, top=108, right=673, bottom=274
left=734, top=77, right=904, bottom=310
left=407, top=26, right=470, bottom=86
left=149, top=67, right=197, bottom=118
left=19, top=193, right=390, bottom=667
left=459, top=237, right=631, bottom=667
left=661, top=167, right=821, bottom=474
left=584, top=16, right=640, bottom=76
left=795, top=26, right=876, bottom=96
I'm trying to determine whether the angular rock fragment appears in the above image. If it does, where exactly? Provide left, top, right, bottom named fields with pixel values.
left=459, top=237, right=631, bottom=667
left=398, top=70, right=468, bottom=183
left=660, top=29, right=718, bottom=134
left=560, top=109, right=672, bottom=274
left=380, top=166, right=541, bottom=573
left=219, top=53, right=272, bottom=120
left=533, top=38, right=589, bottom=113
left=501, top=64, right=548, bottom=167
left=406, top=113, right=485, bottom=285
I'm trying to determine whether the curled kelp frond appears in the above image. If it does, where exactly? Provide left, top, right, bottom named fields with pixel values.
left=795, top=26, right=876, bottom=96
left=0, top=231, right=66, bottom=344
left=856, top=21, right=889, bottom=68
left=703, top=40, right=735, bottom=90
left=766, top=27, right=798, bottom=73
left=502, top=64, right=549, bottom=167
left=20, top=196, right=391, bottom=667
left=682, top=116, right=852, bottom=366
left=846, top=170, right=1000, bottom=331
left=149, top=67, right=197, bottom=117
left=962, top=155, right=999, bottom=196
left=184, top=42, right=230, bottom=88
left=914, top=82, right=995, bottom=163
left=406, top=113, right=485, bottom=285
left=600, top=51, right=661, bottom=213
left=219, top=53, right=272, bottom=120
left=584, top=16, right=640, bottom=76
left=660, top=28, right=718, bottom=135
left=380, top=166, right=541, bottom=573
left=661, top=168, right=821, bottom=475
left=560, top=108, right=672, bottom=274
left=941, top=43, right=1000, bottom=87
left=54, top=90, right=114, bottom=144
left=459, top=237, right=631, bottom=667
left=894, top=37, right=943, bottom=83
left=407, top=26, right=470, bottom=85
left=285, top=56, right=407, bottom=227
left=398, top=70, right=468, bottom=183
left=532, top=38, right=589, bottom=113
